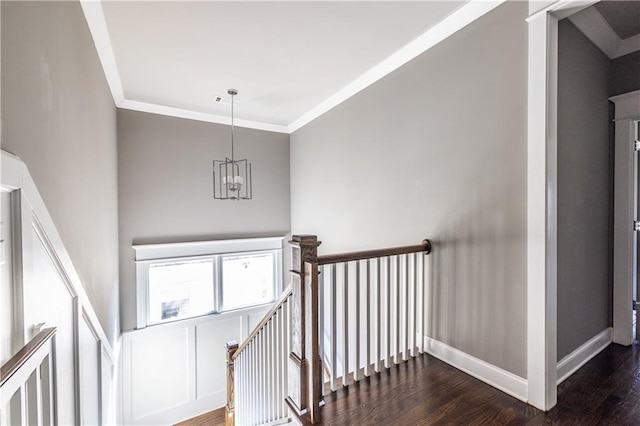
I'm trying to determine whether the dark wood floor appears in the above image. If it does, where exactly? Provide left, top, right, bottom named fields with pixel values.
left=180, top=342, right=640, bottom=425
left=175, top=407, right=225, bottom=426
left=319, top=342, right=640, bottom=425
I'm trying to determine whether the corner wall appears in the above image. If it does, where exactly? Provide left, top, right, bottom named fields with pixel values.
left=610, top=50, right=640, bottom=97
left=117, top=109, right=291, bottom=331
left=290, top=1, right=528, bottom=377
left=556, top=19, right=612, bottom=360
left=1, top=0, right=119, bottom=344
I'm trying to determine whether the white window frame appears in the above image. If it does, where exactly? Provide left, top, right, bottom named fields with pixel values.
left=133, top=237, right=284, bottom=329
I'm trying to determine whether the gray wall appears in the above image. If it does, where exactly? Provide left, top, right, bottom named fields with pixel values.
left=1, top=1, right=120, bottom=344
left=557, top=19, right=612, bottom=360
left=117, top=109, right=290, bottom=331
left=610, top=50, right=640, bottom=97
left=291, top=1, right=527, bottom=377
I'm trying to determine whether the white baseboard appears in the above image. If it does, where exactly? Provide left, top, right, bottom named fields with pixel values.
left=423, top=336, right=528, bottom=402
left=556, top=327, right=612, bottom=385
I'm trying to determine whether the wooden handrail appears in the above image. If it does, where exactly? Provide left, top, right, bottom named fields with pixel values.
left=232, top=285, right=293, bottom=360
left=1, top=327, right=56, bottom=387
left=317, top=239, right=432, bottom=265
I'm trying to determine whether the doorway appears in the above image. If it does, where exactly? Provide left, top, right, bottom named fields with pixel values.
left=611, top=93, right=640, bottom=345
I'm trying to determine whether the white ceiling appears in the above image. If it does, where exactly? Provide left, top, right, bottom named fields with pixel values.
left=101, top=1, right=465, bottom=127
left=82, top=1, right=502, bottom=132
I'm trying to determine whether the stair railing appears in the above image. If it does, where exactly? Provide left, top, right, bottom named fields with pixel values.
left=317, top=240, right=432, bottom=393
left=1, top=327, right=57, bottom=425
left=225, top=285, right=293, bottom=426
left=226, top=235, right=432, bottom=425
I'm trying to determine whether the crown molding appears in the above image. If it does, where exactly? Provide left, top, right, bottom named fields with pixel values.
left=80, top=0, right=125, bottom=104
left=81, top=0, right=505, bottom=135
left=568, top=5, right=640, bottom=59
left=119, top=100, right=290, bottom=134
left=288, top=0, right=506, bottom=133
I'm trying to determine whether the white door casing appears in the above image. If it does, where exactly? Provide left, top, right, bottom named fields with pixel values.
left=610, top=90, right=640, bottom=345
left=526, top=0, right=600, bottom=411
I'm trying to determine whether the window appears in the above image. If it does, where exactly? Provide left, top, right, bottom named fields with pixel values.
left=148, top=258, right=214, bottom=323
left=220, top=252, right=276, bottom=311
left=134, top=238, right=283, bottom=328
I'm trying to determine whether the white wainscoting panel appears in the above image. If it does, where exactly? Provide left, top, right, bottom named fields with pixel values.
left=28, top=232, right=77, bottom=425
left=101, top=344, right=116, bottom=425
left=195, top=317, right=241, bottom=402
left=2, top=151, right=118, bottom=425
left=79, top=313, right=101, bottom=426
left=130, top=326, right=191, bottom=420
left=121, top=305, right=268, bottom=425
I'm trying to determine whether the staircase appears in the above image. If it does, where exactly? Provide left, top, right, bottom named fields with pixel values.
left=225, top=235, right=432, bottom=425
left=1, top=328, right=57, bottom=425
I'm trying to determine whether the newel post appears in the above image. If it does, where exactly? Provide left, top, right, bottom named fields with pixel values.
left=225, top=341, right=238, bottom=426
left=286, top=235, right=321, bottom=422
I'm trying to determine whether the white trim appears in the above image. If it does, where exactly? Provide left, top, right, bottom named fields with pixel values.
left=10, top=190, right=29, bottom=350
left=525, top=0, right=634, bottom=410
left=118, top=100, right=290, bottom=134
left=80, top=0, right=506, bottom=134
left=132, top=236, right=285, bottom=261
left=526, top=0, right=599, bottom=22
left=527, top=5, right=560, bottom=411
left=557, top=328, right=612, bottom=384
left=79, top=0, right=289, bottom=134
left=124, top=303, right=270, bottom=338
left=0, top=150, right=115, bottom=358
left=423, top=336, right=528, bottom=402
left=610, top=90, right=640, bottom=346
left=610, top=90, right=640, bottom=120
left=80, top=0, right=124, bottom=105
left=133, top=238, right=284, bottom=329
left=120, top=305, right=269, bottom=425
left=568, top=6, right=640, bottom=59
left=288, top=0, right=506, bottom=133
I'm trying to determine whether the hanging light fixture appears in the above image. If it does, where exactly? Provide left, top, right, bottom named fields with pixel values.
left=213, top=89, right=253, bottom=200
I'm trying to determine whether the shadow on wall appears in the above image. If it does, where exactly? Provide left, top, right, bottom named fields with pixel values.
left=427, top=172, right=526, bottom=377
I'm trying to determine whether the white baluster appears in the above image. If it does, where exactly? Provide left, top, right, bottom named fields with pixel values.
left=376, top=258, right=382, bottom=373
left=386, top=256, right=391, bottom=369
left=267, top=321, right=273, bottom=422
left=422, top=254, right=426, bottom=354
left=244, top=352, right=248, bottom=425
left=252, top=338, right=257, bottom=424
left=25, top=369, right=38, bottom=425
left=354, top=261, right=360, bottom=382
left=257, top=341, right=262, bottom=424
left=319, top=265, right=325, bottom=396
left=237, top=352, right=243, bottom=425
left=411, top=253, right=419, bottom=357
left=343, top=263, right=349, bottom=387
left=404, top=254, right=409, bottom=361
left=330, top=264, right=338, bottom=391
left=261, top=330, right=266, bottom=423
left=248, top=350, right=252, bottom=423
left=283, top=300, right=290, bottom=418
left=41, top=354, right=52, bottom=426
left=365, top=259, right=371, bottom=377
left=394, top=255, right=400, bottom=365
left=275, top=309, right=281, bottom=421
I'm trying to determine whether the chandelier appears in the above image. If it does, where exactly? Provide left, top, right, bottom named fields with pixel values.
left=213, top=89, right=253, bottom=200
